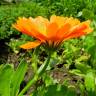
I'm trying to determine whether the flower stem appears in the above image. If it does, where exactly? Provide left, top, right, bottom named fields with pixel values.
left=18, top=53, right=51, bottom=96
left=32, top=47, right=40, bottom=72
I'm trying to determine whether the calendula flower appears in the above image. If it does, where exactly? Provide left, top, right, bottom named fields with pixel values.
left=13, top=15, right=93, bottom=50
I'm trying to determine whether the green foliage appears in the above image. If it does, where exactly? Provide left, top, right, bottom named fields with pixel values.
left=83, top=20, right=96, bottom=69
left=11, top=59, right=28, bottom=96
left=0, top=0, right=96, bottom=40
left=44, top=84, right=76, bottom=96
left=8, top=34, right=34, bottom=53
left=0, top=64, right=14, bottom=96
left=85, top=71, right=95, bottom=93
left=0, top=2, right=47, bottom=40
left=32, top=84, right=76, bottom=96
left=0, top=59, right=28, bottom=96
left=34, top=0, right=96, bottom=19
left=0, top=0, right=96, bottom=96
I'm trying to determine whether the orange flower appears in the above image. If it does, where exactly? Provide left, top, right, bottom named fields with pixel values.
left=13, top=15, right=93, bottom=50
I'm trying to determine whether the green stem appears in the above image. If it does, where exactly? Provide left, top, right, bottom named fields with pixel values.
left=18, top=52, right=51, bottom=96
left=32, top=47, right=40, bottom=72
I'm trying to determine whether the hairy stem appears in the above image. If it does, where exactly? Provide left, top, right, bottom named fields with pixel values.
left=18, top=53, right=51, bottom=96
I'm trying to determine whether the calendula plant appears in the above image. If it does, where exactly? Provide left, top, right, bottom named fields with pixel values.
left=12, top=15, right=93, bottom=96
left=0, top=15, right=90, bottom=96
left=0, top=16, right=94, bottom=96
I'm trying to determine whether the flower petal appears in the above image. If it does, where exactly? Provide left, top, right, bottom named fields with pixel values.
left=50, top=15, right=67, bottom=27
left=20, top=40, right=41, bottom=49
left=56, top=23, right=71, bottom=39
left=47, top=23, right=59, bottom=39
left=30, top=16, right=49, bottom=36
left=65, top=17, right=80, bottom=27
left=13, top=16, right=93, bottom=49
left=13, top=17, right=47, bottom=42
left=63, top=24, right=88, bottom=40
left=81, top=20, right=93, bottom=34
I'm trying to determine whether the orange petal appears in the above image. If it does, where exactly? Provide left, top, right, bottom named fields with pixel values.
left=63, top=31, right=85, bottom=41
left=63, top=24, right=87, bottom=40
left=47, top=23, right=59, bottom=39
left=81, top=20, right=93, bottom=34
left=50, top=15, right=67, bottom=27
left=20, top=40, right=41, bottom=49
left=13, top=17, right=35, bottom=36
left=65, top=17, right=80, bottom=27
left=56, top=23, right=71, bottom=39
left=30, top=16, right=49, bottom=36
left=13, top=17, right=47, bottom=41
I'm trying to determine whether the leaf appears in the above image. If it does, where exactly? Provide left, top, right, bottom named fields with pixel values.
left=82, top=9, right=94, bottom=19
left=79, top=83, right=85, bottom=95
left=85, top=71, right=95, bottom=95
left=0, top=64, right=14, bottom=96
left=65, top=86, right=76, bottom=96
left=44, top=84, right=76, bottom=96
left=44, top=84, right=66, bottom=96
left=69, top=69, right=84, bottom=77
left=75, top=63, right=91, bottom=74
left=11, top=59, right=28, bottom=96
left=42, top=73, right=53, bottom=87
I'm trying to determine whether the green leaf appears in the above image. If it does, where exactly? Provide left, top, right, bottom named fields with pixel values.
left=85, top=71, right=95, bottom=94
left=42, top=73, right=53, bottom=87
left=75, top=63, right=91, bottom=74
left=44, top=84, right=76, bottom=96
left=11, top=59, right=28, bottom=96
left=0, top=64, right=14, bottom=96
left=79, top=83, right=85, bottom=96
left=82, top=9, right=94, bottom=19
left=65, top=86, right=76, bottom=96
left=69, top=69, right=84, bottom=77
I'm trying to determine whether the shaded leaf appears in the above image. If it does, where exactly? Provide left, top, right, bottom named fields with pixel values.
left=44, top=84, right=76, bottom=96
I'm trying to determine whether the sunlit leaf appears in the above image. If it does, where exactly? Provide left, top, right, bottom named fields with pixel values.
left=0, top=64, right=14, bottom=96
left=85, top=72, right=95, bottom=92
